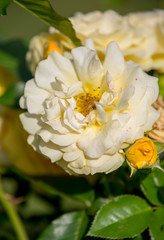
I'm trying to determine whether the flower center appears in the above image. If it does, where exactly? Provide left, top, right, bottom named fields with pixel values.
left=75, top=90, right=102, bottom=117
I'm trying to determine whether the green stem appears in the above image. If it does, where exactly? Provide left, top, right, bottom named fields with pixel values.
left=0, top=177, right=29, bottom=240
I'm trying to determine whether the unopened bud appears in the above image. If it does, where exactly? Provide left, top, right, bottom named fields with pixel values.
left=126, top=137, right=158, bottom=169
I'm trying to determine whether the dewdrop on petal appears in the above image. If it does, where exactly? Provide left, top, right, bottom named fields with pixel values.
left=126, top=137, right=158, bottom=176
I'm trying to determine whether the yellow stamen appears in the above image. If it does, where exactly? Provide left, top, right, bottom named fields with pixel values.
left=75, top=90, right=102, bottom=117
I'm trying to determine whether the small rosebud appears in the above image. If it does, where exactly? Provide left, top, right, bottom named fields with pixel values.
left=126, top=137, right=158, bottom=169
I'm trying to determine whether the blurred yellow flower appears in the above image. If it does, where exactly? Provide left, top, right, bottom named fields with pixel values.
left=26, top=32, right=74, bottom=75
left=126, top=137, right=158, bottom=169
left=43, top=41, right=62, bottom=59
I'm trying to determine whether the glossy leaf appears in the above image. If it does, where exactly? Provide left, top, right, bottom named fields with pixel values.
left=88, top=195, right=153, bottom=239
left=14, top=0, right=81, bottom=46
left=38, top=211, right=89, bottom=240
left=149, top=208, right=164, bottom=240
left=140, top=168, right=164, bottom=206
left=0, top=0, right=12, bottom=15
left=89, top=198, right=110, bottom=215
left=0, top=82, right=24, bottom=108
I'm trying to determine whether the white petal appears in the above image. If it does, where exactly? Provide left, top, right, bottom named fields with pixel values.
left=63, top=149, right=83, bottom=162
left=64, top=98, right=86, bottom=131
left=78, top=125, right=109, bottom=158
left=60, top=143, right=77, bottom=153
left=103, top=119, right=122, bottom=150
left=103, top=41, right=125, bottom=79
left=143, top=106, right=160, bottom=131
left=68, top=155, right=86, bottom=168
left=52, top=51, right=78, bottom=86
left=126, top=127, right=145, bottom=144
left=51, top=133, right=78, bottom=146
left=118, top=85, right=135, bottom=110
left=123, top=64, right=147, bottom=107
left=143, top=73, right=159, bottom=104
left=72, top=46, right=104, bottom=90
left=84, top=38, right=96, bottom=51
left=68, top=164, right=90, bottom=175
left=35, top=51, right=78, bottom=91
left=45, top=118, right=69, bottom=134
left=45, top=102, right=61, bottom=120
left=27, top=135, right=40, bottom=151
left=24, top=79, right=50, bottom=114
left=95, top=102, right=108, bottom=124
left=89, top=153, right=124, bottom=174
left=38, top=128, right=53, bottom=143
left=20, top=113, right=41, bottom=135
left=106, top=71, right=115, bottom=92
left=39, top=140, right=62, bottom=162
left=19, top=96, right=27, bottom=109
left=67, top=81, right=83, bottom=97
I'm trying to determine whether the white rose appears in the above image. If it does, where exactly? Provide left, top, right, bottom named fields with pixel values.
left=20, top=39, right=159, bottom=175
left=50, top=10, right=141, bottom=52
left=52, top=10, right=164, bottom=73
left=125, top=10, right=164, bottom=72
left=67, top=10, right=157, bottom=66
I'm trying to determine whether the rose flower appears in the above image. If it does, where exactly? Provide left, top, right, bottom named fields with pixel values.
left=20, top=40, right=159, bottom=175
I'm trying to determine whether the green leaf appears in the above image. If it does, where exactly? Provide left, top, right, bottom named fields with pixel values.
left=14, top=0, right=81, bottom=46
left=140, top=168, right=164, bottom=206
left=0, top=82, right=24, bottom=108
left=87, top=195, right=153, bottom=239
left=154, top=142, right=164, bottom=153
left=158, top=75, right=164, bottom=98
left=0, top=40, right=32, bottom=80
left=124, top=234, right=144, bottom=240
left=0, top=0, right=12, bottom=15
left=149, top=208, right=164, bottom=240
left=88, top=198, right=110, bottom=215
left=19, top=193, right=56, bottom=218
left=30, top=176, right=95, bottom=207
left=38, top=211, right=89, bottom=240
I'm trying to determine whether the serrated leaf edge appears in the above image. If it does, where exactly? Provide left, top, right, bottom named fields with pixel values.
left=87, top=194, right=153, bottom=239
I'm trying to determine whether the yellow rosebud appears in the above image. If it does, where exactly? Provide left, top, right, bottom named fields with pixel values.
left=126, top=137, right=158, bottom=169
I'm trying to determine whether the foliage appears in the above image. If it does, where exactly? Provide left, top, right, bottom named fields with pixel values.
left=0, top=165, right=164, bottom=240
left=0, top=0, right=12, bottom=15
left=15, top=0, right=81, bottom=46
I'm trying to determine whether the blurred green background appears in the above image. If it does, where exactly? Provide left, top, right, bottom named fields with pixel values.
left=0, top=0, right=164, bottom=42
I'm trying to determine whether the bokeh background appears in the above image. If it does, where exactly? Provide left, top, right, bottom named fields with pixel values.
left=0, top=0, right=164, bottom=42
